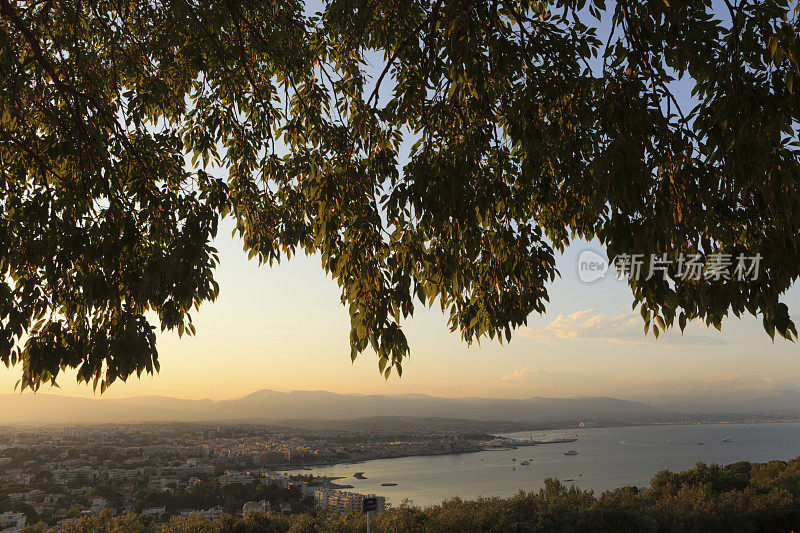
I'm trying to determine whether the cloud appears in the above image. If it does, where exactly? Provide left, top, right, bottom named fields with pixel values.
left=517, top=308, right=729, bottom=347
left=499, top=367, right=537, bottom=386
left=496, top=366, right=618, bottom=391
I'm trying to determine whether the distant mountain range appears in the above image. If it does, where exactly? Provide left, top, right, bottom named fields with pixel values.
left=1, top=388, right=799, bottom=426
left=0, top=389, right=660, bottom=425
left=642, top=389, right=800, bottom=415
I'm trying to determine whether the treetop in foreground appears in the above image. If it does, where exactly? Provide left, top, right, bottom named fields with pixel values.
left=1, top=0, right=799, bottom=390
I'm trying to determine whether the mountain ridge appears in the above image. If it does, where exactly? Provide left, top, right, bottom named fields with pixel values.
left=3, top=388, right=799, bottom=426
left=0, top=389, right=660, bottom=425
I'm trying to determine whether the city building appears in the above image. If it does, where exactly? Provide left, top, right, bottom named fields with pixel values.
left=202, top=506, right=224, bottom=520
left=242, top=500, right=271, bottom=515
left=314, top=489, right=386, bottom=513
left=0, top=512, right=26, bottom=533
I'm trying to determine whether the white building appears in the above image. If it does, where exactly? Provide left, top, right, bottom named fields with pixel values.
left=315, top=490, right=386, bottom=513
left=327, top=491, right=364, bottom=512
left=242, top=500, right=271, bottom=515
left=0, top=512, right=26, bottom=533
left=219, top=471, right=253, bottom=486
left=313, top=488, right=332, bottom=509
left=90, top=497, right=108, bottom=512
left=62, top=426, right=86, bottom=437
left=264, top=472, right=291, bottom=488
left=202, top=506, right=224, bottom=520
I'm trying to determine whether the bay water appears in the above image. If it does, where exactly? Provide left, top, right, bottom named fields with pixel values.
left=289, top=423, right=800, bottom=507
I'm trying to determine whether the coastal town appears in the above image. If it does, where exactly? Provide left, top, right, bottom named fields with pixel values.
left=0, top=422, right=565, bottom=531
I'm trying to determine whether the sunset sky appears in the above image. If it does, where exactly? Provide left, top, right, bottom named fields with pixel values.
left=2, top=0, right=797, bottom=402
left=2, top=220, right=798, bottom=401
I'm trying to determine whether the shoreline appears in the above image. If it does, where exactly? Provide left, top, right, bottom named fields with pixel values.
left=274, top=420, right=800, bottom=474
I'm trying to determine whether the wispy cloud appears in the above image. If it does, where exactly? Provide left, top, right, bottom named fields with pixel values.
left=496, top=367, right=617, bottom=391
left=499, top=367, right=537, bottom=386
left=517, top=308, right=730, bottom=347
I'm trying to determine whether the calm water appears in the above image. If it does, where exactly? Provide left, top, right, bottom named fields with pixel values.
left=289, top=423, right=800, bottom=507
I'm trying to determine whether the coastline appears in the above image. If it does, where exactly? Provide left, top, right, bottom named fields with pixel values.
left=273, top=420, right=800, bottom=475
left=278, top=422, right=800, bottom=507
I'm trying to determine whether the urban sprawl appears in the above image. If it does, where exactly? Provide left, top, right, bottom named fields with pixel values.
left=0, top=422, right=537, bottom=531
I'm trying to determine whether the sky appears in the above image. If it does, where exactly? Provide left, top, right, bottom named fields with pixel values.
left=2, top=0, right=798, bottom=402
left=2, top=223, right=797, bottom=402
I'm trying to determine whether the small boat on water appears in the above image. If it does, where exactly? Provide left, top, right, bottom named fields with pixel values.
left=723, top=437, right=733, bottom=442
left=520, top=460, right=531, bottom=466
left=381, top=483, right=398, bottom=487
left=564, top=450, right=579, bottom=456
left=353, top=472, right=367, bottom=479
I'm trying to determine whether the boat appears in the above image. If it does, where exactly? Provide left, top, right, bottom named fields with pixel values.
left=564, top=450, right=579, bottom=456
left=381, top=483, right=398, bottom=487
left=353, top=472, right=367, bottom=479
left=520, top=460, right=531, bottom=466
left=723, top=437, right=733, bottom=442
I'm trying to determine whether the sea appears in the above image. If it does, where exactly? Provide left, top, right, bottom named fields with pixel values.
left=288, top=423, right=800, bottom=507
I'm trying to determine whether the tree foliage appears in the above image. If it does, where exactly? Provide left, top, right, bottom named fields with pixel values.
left=1, top=0, right=799, bottom=390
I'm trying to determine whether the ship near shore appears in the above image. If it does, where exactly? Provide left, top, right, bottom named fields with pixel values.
left=485, top=436, right=578, bottom=449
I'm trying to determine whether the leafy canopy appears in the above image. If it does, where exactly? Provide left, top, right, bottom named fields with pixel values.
left=1, top=0, right=799, bottom=391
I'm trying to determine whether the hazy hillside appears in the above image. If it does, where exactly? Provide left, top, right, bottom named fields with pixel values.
left=0, top=389, right=662, bottom=425
left=267, top=416, right=542, bottom=433
left=6, top=388, right=800, bottom=426
left=0, top=394, right=211, bottom=424
left=737, top=390, right=800, bottom=415
left=640, top=389, right=800, bottom=415
left=210, top=390, right=663, bottom=422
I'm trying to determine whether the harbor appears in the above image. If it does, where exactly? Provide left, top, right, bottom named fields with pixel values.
left=484, top=436, right=579, bottom=449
